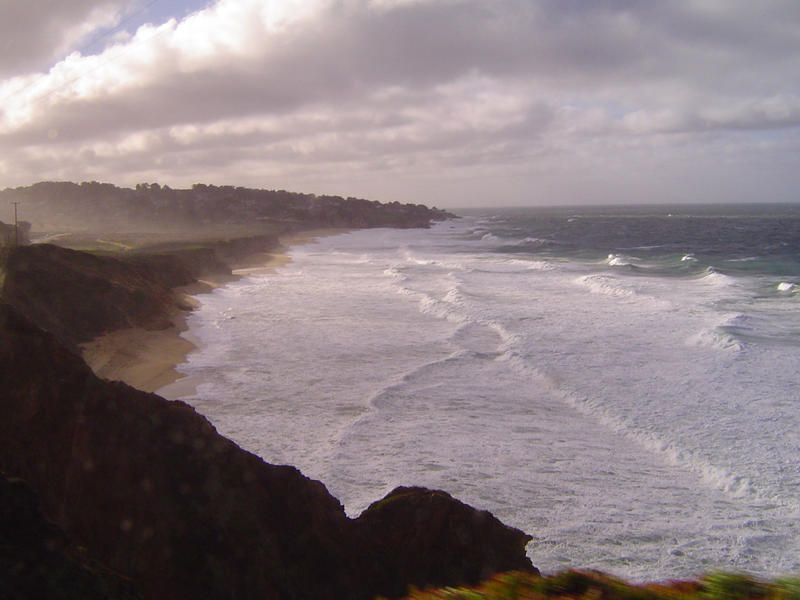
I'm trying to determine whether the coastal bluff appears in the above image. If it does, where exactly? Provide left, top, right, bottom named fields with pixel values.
left=0, top=181, right=454, bottom=232
left=0, top=234, right=535, bottom=598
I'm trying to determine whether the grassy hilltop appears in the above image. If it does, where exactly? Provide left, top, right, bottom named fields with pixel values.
left=398, top=570, right=800, bottom=600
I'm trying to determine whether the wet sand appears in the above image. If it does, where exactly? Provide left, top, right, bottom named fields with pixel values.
left=80, top=228, right=351, bottom=396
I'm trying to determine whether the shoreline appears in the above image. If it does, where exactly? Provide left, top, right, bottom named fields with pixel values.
left=80, top=228, right=352, bottom=397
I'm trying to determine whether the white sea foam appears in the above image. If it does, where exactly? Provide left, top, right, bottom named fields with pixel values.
left=685, top=313, right=750, bottom=352
left=698, top=266, right=735, bottom=287
left=495, top=323, right=786, bottom=510
left=547, top=379, right=758, bottom=500
left=526, top=261, right=554, bottom=271
left=402, top=251, right=437, bottom=266
left=442, top=286, right=467, bottom=307
left=501, top=236, right=550, bottom=248
left=685, top=328, right=744, bottom=352
left=171, top=217, right=800, bottom=582
left=493, top=345, right=769, bottom=506
left=577, top=274, right=634, bottom=298
left=473, top=258, right=554, bottom=273
left=606, top=253, right=638, bottom=266
left=382, top=266, right=406, bottom=281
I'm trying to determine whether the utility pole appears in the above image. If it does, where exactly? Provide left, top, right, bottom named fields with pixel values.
left=13, top=201, right=19, bottom=246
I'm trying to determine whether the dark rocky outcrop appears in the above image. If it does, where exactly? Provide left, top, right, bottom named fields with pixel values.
left=356, top=487, right=536, bottom=598
left=0, top=302, right=534, bottom=599
left=0, top=237, right=281, bottom=351
left=0, top=302, right=362, bottom=599
left=0, top=472, right=141, bottom=599
left=0, top=243, right=195, bottom=350
left=0, top=220, right=31, bottom=247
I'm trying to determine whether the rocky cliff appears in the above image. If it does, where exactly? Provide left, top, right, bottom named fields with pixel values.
left=0, top=472, right=140, bottom=599
left=356, top=487, right=536, bottom=598
left=0, top=235, right=279, bottom=351
left=0, top=242, right=535, bottom=599
left=0, top=244, right=195, bottom=350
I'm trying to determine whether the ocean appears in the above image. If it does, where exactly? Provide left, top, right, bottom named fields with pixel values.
left=167, top=204, right=800, bottom=581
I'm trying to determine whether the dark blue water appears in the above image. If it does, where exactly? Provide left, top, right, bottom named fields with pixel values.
left=466, top=203, right=800, bottom=279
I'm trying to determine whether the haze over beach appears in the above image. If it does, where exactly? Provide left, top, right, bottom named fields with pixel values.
left=2, top=0, right=800, bottom=206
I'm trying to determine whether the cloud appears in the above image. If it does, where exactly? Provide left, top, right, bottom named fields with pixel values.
left=1, top=0, right=800, bottom=205
left=0, top=0, right=136, bottom=77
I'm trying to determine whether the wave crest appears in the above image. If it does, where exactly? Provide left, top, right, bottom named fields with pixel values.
left=577, top=274, right=635, bottom=298
left=496, top=346, right=763, bottom=503
left=697, top=266, right=735, bottom=287
left=685, top=314, right=747, bottom=352
left=606, top=253, right=638, bottom=267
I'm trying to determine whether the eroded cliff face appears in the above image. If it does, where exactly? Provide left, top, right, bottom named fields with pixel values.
left=0, top=303, right=534, bottom=599
left=0, top=241, right=533, bottom=599
left=0, top=472, right=141, bottom=599
left=357, top=487, right=536, bottom=598
left=0, top=302, right=358, bottom=598
left=0, top=237, right=286, bottom=349
left=0, top=244, right=197, bottom=349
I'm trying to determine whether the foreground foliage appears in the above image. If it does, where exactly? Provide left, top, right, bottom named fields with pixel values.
left=399, top=570, right=800, bottom=600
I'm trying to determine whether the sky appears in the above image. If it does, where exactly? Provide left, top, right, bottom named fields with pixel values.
left=1, top=0, right=800, bottom=207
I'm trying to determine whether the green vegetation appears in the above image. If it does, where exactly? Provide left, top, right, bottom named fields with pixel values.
left=396, top=571, right=800, bottom=600
left=1, top=180, right=452, bottom=234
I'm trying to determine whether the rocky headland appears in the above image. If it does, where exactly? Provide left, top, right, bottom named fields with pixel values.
left=0, top=184, right=536, bottom=599
left=0, top=181, right=454, bottom=233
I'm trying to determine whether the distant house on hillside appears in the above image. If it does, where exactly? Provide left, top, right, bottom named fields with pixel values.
left=0, top=220, right=31, bottom=246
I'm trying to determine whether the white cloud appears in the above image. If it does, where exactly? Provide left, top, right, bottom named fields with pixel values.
left=0, top=0, right=134, bottom=76
left=1, top=0, right=800, bottom=205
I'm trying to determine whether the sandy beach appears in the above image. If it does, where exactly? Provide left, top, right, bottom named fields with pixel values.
left=80, top=228, right=350, bottom=396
